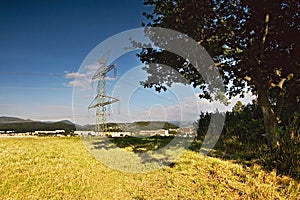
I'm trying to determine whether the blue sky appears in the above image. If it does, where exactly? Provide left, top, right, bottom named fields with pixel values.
left=0, top=0, right=153, bottom=121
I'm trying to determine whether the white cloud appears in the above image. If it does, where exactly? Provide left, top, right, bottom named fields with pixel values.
left=65, top=72, right=86, bottom=79
left=64, top=64, right=101, bottom=90
left=67, top=79, right=86, bottom=88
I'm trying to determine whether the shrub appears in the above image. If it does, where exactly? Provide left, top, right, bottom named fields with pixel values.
left=195, top=101, right=300, bottom=180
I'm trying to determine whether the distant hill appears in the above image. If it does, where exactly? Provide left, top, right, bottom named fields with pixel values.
left=117, top=121, right=179, bottom=132
left=133, top=121, right=179, bottom=130
left=0, top=117, right=76, bottom=133
left=168, top=121, right=181, bottom=127
left=74, top=121, right=179, bottom=132
left=58, top=120, right=74, bottom=125
left=0, top=117, right=179, bottom=133
left=0, top=116, right=32, bottom=124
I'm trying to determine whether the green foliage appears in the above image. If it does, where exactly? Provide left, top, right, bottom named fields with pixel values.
left=141, top=0, right=300, bottom=97
left=224, top=102, right=264, bottom=143
left=232, top=101, right=244, bottom=113
left=196, top=112, right=211, bottom=138
left=258, top=131, right=300, bottom=180
left=196, top=101, right=264, bottom=141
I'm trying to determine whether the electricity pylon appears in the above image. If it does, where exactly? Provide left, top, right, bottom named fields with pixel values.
left=88, top=51, right=119, bottom=135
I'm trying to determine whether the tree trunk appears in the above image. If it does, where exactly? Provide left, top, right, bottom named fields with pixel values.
left=257, top=89, right=279, bottom=148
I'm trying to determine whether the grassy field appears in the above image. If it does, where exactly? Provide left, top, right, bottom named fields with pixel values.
left=0, top=137, right=299, bottom=199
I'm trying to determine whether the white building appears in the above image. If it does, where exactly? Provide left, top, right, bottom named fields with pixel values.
left=110, top=132, right=132, bottom=137
left=74, top=130, right=97, bottom=136
left=138, top=129, right=169, bottom=137
left=34, top=130, right=65, bottom=135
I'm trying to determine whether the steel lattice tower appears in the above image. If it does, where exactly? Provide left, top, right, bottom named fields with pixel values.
left=88, top=51, right=119, bottom=135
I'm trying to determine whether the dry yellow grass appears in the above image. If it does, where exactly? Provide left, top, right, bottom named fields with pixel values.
left=0, top=137, right=299, bottom=199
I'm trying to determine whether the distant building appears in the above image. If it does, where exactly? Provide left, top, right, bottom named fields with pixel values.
left=74, top=130, right=98, bottom=136
left=34, top=130, right=65, bottom=136
left=74, top=130, right=132, bottom=137
left=179, top=127, right=196, bottom=137
left=0, top=130, right=15, bottom=134
left=110, top=132, right=132, bottom=137
left=74, top=129, right=171, bottom=137
left=137, top=129, right=169, bottom=137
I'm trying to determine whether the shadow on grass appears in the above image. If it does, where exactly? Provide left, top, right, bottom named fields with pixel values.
left=189, top=134, right=300, bottom=181
left=81, top=136, right=185, bottom=172
left=83, top=135, right=299, bottom=179
left=107, top=136, right=174, bottom=152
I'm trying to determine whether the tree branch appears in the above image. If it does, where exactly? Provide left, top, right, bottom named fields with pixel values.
left=261, top=13, right=270, bottom=53
left=270, top=73, right=294, bottom=89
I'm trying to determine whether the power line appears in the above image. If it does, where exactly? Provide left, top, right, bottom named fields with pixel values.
left=0, top=71, right=64, bottom=77
left=0, top=86, right=70, bottom=90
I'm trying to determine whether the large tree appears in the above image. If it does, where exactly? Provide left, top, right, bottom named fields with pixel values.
left=138, top=0, right=300, bottom=147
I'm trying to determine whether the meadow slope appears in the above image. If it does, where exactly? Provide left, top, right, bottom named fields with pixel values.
left=0, top=137, right=298, bottom=199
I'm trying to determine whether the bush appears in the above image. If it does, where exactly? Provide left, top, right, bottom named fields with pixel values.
left=195, top=101, right=300, bottom=180
left=258, top=130, right=300, bottom=180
